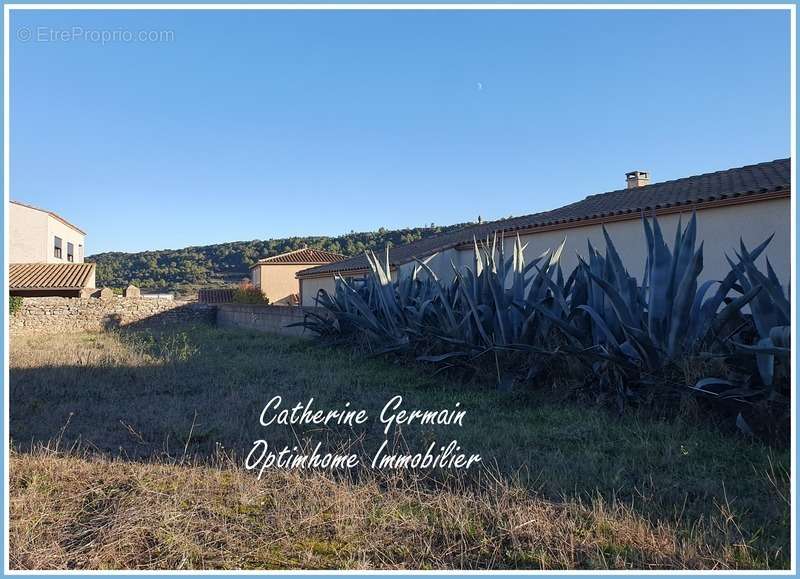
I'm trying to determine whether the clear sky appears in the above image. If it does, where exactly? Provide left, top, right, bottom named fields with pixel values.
left=9, top=9, right=791, bottom=254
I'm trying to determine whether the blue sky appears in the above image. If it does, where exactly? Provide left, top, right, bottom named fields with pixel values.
left=9, top=9, right=791, bottom=254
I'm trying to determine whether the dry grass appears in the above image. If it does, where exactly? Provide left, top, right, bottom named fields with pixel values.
left=10, top=448, right=777, bottom=570
left=9, top=326, right=791, bottom=570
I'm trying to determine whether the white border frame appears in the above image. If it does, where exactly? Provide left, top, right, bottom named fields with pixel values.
left=2, top=3, right=796, bottom=576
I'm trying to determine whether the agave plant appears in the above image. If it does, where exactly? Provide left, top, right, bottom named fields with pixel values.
left=291, top=249, right=410, bottom=349
left=404, top=232, right=569, bottom=366
left=725, top=239, right=790, bottom=390
left=687, top=237, right=791, bottom=437
left=451, top=233, right=565, bottom=347
left=417, top=233, right=580, bottom=388
left=552, top=213, right=766, bottom=398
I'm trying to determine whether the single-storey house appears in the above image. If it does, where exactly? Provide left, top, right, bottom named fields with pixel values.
left=9, top=200, right=96, bottom=297
left=251, top=247, right=346, bottom=306
left=296, top=158, right=790, bottom=306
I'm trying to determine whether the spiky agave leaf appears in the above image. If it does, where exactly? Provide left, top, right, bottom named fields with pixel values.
left=724, top=237, right=790, bottom=389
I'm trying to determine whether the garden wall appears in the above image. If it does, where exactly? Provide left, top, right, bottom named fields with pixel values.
left=216, top=304, right=319, bottom=337
left=10, top=296, right=216, bottom=334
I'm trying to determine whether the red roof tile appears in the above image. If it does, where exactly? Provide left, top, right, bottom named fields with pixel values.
left=251, top=248, right=347, bottom=267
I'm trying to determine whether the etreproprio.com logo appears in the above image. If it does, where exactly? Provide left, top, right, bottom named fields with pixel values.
left=17, top=26, right=175, bottom=44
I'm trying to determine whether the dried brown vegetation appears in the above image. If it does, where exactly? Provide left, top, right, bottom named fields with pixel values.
left=9, top=327, right=791, bottom=570
left=10, top=449, right=783, bottom=570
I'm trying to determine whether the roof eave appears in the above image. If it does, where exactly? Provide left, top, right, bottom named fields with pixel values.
left=11, top=286, right=84, bottom=291
left=252, top=260, right=344, bottom=268
left=11, top=200, right=87, bottom=235
left=297, top=268, right=372, bottom=280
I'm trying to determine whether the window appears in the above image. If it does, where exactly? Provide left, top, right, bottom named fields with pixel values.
left=67, top=242, right=74, bottom=262
left=54, top=236, right=62, bottom=259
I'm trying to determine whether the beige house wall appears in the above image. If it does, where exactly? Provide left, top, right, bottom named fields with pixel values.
left=254, top=263, right=324, bottom=305
left=10, top=204, right=48, bottom=263
left=10, top=203, right=86, bottom=264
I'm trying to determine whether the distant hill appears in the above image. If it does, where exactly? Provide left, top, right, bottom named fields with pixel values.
left=87, top=222, right=474, bottom=295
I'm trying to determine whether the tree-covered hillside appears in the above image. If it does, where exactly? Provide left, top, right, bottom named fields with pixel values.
left=88, top=223, right=473, bottom=294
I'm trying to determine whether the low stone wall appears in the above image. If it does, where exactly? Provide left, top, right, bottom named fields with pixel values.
left=10, top=296, right=216, bottom=335
left=216, top=304, right=320, bottom=337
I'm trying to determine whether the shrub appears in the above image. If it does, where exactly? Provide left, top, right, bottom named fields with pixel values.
left=232, top=282, right=269, bottom=305
left=9, top=296, right=23, bottom=317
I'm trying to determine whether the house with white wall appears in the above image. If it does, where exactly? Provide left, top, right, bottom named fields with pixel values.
left=296, top=158, right=790, bottom=306
left=9, top=200, right=96, bottom=297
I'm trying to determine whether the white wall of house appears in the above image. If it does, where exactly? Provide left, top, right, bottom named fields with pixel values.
left=10, top=203, right=86, bottom=264
left=395, top=249, right=460, bottom=285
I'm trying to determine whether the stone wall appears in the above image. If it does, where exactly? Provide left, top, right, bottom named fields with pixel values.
left=216, top=304, right=319, bottom=338
left=10, top=296, right=216, bottom=334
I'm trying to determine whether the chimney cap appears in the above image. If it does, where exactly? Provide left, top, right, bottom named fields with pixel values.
left=626, top=170, right=650, bottom=189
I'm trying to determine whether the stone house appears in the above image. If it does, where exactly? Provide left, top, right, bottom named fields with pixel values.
left=250, top=248, right=346, bottom=306
left=296, top=158, right=790, bottom=306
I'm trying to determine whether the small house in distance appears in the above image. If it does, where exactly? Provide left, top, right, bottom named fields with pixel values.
left=9, top=200, right=96, bottom=297
left=250, top=248, right=346, bottom=306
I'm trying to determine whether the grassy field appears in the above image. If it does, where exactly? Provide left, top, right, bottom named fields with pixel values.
left=9, top=325, right=791, bottom=570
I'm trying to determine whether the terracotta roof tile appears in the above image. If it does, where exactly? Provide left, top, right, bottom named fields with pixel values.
left=299, top=158, right=790, bottom=277
left=10, top=263, right=95, bottom=289
left=251, top=248, right=347, bottom=267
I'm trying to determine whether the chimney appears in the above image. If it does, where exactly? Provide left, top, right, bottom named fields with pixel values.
left=626, top=170, right=650, bottom=189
